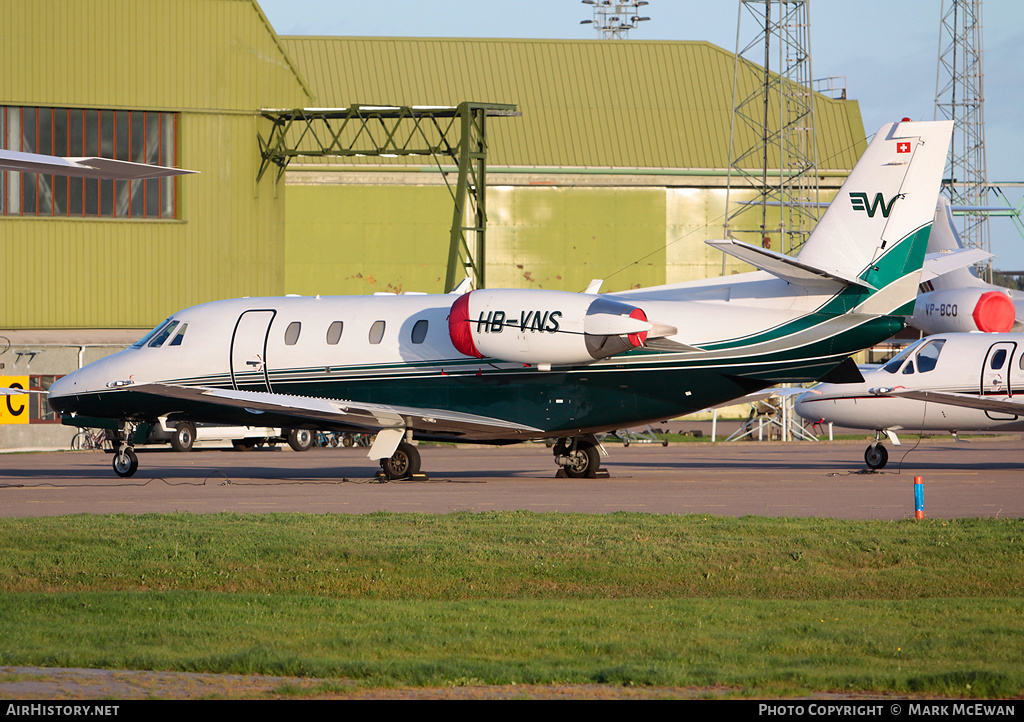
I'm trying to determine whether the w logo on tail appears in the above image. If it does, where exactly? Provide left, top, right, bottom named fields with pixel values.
left=850, top=192, right=901, bottom=218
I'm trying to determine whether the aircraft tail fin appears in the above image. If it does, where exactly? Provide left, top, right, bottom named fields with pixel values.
left=796, top=120, right=953, bottom=293
left=921, top=196, right=986, bottom=288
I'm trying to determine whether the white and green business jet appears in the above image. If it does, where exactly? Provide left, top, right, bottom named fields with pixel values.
left=44, top=119, right=954, bottom=480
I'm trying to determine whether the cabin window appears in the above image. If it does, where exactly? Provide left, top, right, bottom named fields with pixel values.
left=1, top=105, right=180, bottom=218
left=369, top=320, right=385, bottom=344
left=326, top=321, right=344, bottom=345
left=991, top=349, right=1007, bottom=370
left=411, top=319, right=429, bottom=344
left=169, top=323, right=188, bottom=347
left=148, top=320, right=179, bottom=348
left=284, top=322, right=301, bottom=346
left=914, top=339, right=944, bottom=373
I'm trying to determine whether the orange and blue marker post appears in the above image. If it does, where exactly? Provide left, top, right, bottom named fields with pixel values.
left=914, top=476, right=924, bottom=520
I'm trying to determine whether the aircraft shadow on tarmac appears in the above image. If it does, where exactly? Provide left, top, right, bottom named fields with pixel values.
left=0, top=442, right=1020, bottom=488
left=0, top=448, right=548, bottom=485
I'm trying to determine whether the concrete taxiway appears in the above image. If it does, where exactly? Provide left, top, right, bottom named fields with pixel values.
left=0, top=434, right=1020, bottom=519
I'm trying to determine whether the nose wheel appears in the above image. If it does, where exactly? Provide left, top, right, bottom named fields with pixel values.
left=113, top=447, right=139, bottom=477
left=864, top=443, right=888, bottom=470
left=112, top=421, right=140, bottom=477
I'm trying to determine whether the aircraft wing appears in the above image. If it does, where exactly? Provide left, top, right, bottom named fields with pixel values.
left=131, top=383, right=543, bottom=454
left=0, top=149, right=197, bottom=180
left=892, top=389, right=1024, bottom=415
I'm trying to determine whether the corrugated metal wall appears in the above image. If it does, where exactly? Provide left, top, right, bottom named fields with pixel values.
left=0, top=0, right=311, bottom=328
left=4, top=0, right=310, bottom=112
left=279, top=36, right=863, bottom=296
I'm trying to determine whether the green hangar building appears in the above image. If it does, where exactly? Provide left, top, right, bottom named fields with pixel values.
left=0, top=0, right=866, bottom=447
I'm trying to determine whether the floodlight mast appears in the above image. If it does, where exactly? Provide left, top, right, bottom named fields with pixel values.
left=934, top=0, right=991, bottom=280
left=724, top=0, right=821, bottom=258
left=580, top=1, right=651, bottom=39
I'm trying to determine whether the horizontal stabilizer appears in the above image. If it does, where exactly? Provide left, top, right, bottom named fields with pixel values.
left=920, top=248, right=992, bottom=282
left=0, top=149, right=197, bottom=180
left=707, top=238, right=875, bottom=289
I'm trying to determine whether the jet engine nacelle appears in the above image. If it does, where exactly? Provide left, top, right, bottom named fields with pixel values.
left=911, top=288, right=1016, bottom=334
left=448, top=289, right=672, bottom=366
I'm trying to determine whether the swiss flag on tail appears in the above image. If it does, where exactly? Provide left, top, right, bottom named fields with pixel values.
left=896, top=141, right=911, bottom=154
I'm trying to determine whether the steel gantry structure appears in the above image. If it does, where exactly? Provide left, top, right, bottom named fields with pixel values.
left=257, top=102, right=519, bottom=292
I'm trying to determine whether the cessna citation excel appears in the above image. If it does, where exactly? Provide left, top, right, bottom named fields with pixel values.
left=41, top=119, right=953, bottom=480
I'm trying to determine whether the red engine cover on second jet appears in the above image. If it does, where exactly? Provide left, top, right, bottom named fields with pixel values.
left=972, top=291, right=1016, bottom=333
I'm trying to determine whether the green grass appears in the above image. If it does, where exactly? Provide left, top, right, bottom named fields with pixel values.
left=1, top=512, right=1023, bottom=697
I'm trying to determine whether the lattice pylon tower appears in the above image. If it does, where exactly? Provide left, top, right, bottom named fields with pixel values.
left=724, top=0, right=820, bottom=257
left=934, top=0, right=990, bottom=276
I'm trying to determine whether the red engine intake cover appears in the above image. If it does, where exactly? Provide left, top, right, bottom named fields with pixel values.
left=972, top=291, right=1015, bottom=333
left=627, top=308, right=649, bottom=347
left=448, top=293, right=482, bottom=358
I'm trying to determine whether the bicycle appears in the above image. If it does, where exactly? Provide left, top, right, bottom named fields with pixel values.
left=71, top=428, right=113, bottom=451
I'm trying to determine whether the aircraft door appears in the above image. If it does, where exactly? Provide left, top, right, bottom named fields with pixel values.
left=231, top=310, right=276, bottom=392
left=981, top=341, right=1017, bottom=420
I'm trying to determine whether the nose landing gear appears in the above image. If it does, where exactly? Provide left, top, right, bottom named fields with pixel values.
left=113, top=447, right=139, bottom=477
left=112, top=421, right=141, bottom=478
left=864, top=442, right=889, bottom=470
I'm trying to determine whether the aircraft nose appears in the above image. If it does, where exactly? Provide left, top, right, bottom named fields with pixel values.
left=48, top=356, right=119, bottom=410
left=47, top=369, right=84, bottom=413
left=793, top=389, right=821, bottom=422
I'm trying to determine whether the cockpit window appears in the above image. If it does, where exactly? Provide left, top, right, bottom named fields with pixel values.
left=169, top=323, right=188, bottom=346
left=131, top=317, right=174, bottom=349
left=148, top=320, right=180, bottom=348
left=915, top=339, right=945, bottom=373
left=881, top=340, right=924, bottom=374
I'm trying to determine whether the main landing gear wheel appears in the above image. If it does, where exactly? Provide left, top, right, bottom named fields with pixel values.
left=170, top=421, right=196, bottom=452
left=112, top=448, right=139, bottom=478
left=287, top=428, right=314, bottom=452
left=864, top=443, right=888, bottom=470
left=380, top=441, right=421, bottom=481
left=554, top=436, right=601, bottom=478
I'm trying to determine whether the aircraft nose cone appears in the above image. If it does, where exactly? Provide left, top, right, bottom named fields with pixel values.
left=47, top=372, right=78, bottom=413
left=793, top=390, right=819, bottom=422
left=48, top=372, right=72, bottom=397
left=48, top=355, right=120, bottom=412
